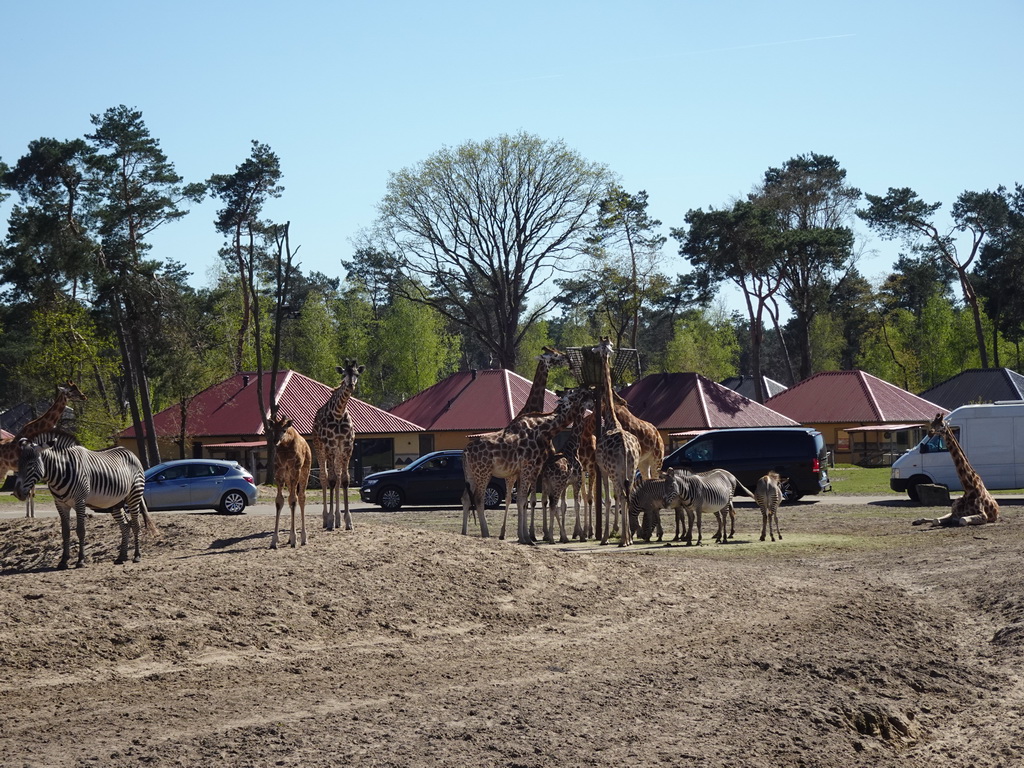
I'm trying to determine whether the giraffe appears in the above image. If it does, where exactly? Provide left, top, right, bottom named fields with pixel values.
left=594, top=338, right=641, bottom=547
left=912, top=413, right=1000, bottom=527
left=574, top=410, right=598, bottom=540
left=539, top=420, right=583, bottom=544
left=0, top=381, right=88, bottom=518
left=491, top=346, right=568, bottom=537
left=611, top=390, right=664, bottom=479
left=269, top=415, right=312, bottom=549
left=312, top=360, right=364, bottom=532
left=462, top=388, right=592, bottom=544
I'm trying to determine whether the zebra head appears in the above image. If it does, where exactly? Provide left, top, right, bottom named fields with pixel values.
left=14, top=438, right=44, bottom=502
left=662, top=470, right=697, bottom=509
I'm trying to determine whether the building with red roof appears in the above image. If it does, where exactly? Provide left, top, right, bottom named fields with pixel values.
left=618, top=372, right=799, bottom=451
left=117, top=370, right=423, bottom=482
left=765, top=370, right=946, bottom=465
left=389, top=368, right=559, bottom=451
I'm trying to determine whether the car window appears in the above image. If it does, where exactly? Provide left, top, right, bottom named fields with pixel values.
left=683, top=438, right=713, bottom=462
left=422, top=457, right=451, bottom=472
left=157, top=466, right=186, bottom=481
left=186, top=464, right=223, bottom=478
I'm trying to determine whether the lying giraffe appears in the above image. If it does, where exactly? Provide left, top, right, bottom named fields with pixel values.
left=913, top=413, right=999, bottom=527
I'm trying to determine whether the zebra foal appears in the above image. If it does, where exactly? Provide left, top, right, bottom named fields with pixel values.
left=755, top=472, right=784, bottom=542
left=14, top=433, right=156, bottom=569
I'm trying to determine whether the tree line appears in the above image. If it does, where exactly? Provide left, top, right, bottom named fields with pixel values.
left=2, top=107, right=1022, bottom=467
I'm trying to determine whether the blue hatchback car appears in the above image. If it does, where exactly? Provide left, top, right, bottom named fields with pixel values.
left=144, top=459, right=258, bottom=514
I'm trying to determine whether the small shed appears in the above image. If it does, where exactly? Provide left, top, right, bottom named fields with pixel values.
left=918, top=368, right=1024, bottom=410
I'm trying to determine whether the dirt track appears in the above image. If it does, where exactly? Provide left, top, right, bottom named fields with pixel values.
left=1, top=497, right=1023, bottom=767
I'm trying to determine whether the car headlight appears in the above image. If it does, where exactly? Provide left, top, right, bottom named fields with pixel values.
left=362, top=478, right=379, bottom=487
left=891, top=468, right=901, bottom=479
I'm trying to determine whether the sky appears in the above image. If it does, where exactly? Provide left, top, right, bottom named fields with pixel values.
left=2, top=0, right=1021, bottom=316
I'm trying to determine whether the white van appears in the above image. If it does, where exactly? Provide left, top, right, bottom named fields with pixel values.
left=890, top=402, right=1024, bottom=500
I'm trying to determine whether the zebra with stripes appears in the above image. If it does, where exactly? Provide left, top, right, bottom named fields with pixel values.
left=662, top=468, right=755, bottom=545
left=755, top=471, right=784, bottom=542
left=14, top=431, right=156, bottom=569
left=629, top=477, right=682, bottom=543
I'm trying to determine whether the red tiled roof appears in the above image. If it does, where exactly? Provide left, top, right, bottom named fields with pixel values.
left=119, top=370, right=422, bottom=439
left=389, top=369, right=558, bottom=431
left=619, top=372, right=799, bottom=430
left=765, top=370, right=947, bottom=424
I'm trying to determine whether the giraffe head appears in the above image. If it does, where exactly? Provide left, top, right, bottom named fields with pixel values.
left=538, top=346, right=568, bottom=371
left=928, top=413, right=947, bottom=435
left=270, top=415, right=294, bottom=446
left=336, top=359, right=365, bottom=392
left=60, top=381, right=87, bottom=402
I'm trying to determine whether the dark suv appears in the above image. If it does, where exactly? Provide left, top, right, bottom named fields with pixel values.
left=662, top=427, right=831, bottom=501
left=359, top=450, right=508, bottom=511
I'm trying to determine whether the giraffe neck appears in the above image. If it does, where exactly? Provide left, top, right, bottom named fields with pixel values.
left=945, top=427, right=983, bottom=491
left=599, top=349, right=621, bottom=433
left=519, top=360, right=551, bottom=416
left=327, top=383, right=355, bottom=419
left=20, top=390, right=71, bottom=439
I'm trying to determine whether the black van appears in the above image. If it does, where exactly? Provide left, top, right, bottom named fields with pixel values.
left=661, top=427, right=831, bottom=501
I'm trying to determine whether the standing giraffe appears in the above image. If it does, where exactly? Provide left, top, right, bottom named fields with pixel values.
left=312, top=360, right=364, bottom=531
left=539, top=421, right=584, bottom=544
left=611, top=390, right=664, bottom=479
left=913, top=413, right=1000, bottom=527
left=0, top=381, right=87, bottom=518
left=490, top=346, right=568, bottom=536
left=594, top=338, right=641, bottom=547
left=462, top=388, right=592, bottom=544
left=269, top=415, right=312, bottom=548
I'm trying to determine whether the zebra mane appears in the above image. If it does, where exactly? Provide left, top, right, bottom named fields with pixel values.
left=21, top=429, right=81, bottom=449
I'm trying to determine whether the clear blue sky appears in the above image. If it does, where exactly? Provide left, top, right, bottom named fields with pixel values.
left=3, top=0, right=1021, bottom=314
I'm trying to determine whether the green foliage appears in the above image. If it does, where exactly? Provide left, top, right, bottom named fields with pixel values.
left=664, top=306, right=739, bottom=381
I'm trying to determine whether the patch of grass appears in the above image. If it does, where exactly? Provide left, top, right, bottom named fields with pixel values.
left=826, top=465, right=896, bottom=495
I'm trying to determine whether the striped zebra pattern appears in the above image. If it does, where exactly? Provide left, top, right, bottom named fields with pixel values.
left=15, top=432, right=155, bottom=569
left=755, top=472, right=784, bottom=542
left=662, top=468, right=755, bottom=545
left=628, top=477, right=689, bottom=543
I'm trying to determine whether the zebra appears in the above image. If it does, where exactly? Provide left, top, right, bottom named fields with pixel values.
left=755, top=471, right=784, bottom=542
left=629, top=477, right=680, bottom=543
left=14, top=431, right=156, bottom=569
left=662, top=468, right=755, bottom=545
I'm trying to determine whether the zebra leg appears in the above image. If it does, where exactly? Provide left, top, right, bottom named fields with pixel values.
left=56, top=504, right=72, bottom=570
left=760, top=505, right=768, bottom=542
left=773, top=506, right=782, bottom=542
left=74, top=502, right=89, bottom=567
left=113, top=506, right=131, bottom=564
left=128, top=503, right=144, bottom=563
left=728, top=501, right=736, bottom=540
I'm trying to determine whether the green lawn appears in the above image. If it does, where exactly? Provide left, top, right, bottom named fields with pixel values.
left=826, top=465, right=896, bottom=495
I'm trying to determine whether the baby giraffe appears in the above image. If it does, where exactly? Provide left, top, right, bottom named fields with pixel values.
left=270, top=415, right=312, bottom=548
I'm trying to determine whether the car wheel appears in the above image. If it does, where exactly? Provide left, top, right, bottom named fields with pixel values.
left=379, top=486, right=404, bottom=511
left=484, top=484, right=503, bottom=510
left=220, top=490, right=247, bottom=515
left=780, top=479, right=803, bottom=503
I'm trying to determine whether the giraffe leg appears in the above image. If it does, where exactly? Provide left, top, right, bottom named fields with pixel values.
left=289, top=486, right=298, bottom=547
left=272, top=486, right=285, bottom=549
left=342, top=474, right=353, bottom=531
left=298, top=485, right=308, bottom=546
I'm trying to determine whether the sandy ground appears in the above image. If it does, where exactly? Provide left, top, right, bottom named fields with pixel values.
left=1, top=493, right=1023, bottom=768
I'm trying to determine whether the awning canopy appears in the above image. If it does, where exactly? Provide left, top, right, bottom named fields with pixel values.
left=843, top=423, right=926, bottom=433
left=203, top=441, right=267, bottom=449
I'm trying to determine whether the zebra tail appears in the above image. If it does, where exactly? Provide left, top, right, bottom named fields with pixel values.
left=141, top=498, right=159, bottom=536
left=735, top=480, right=757, bottom=499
